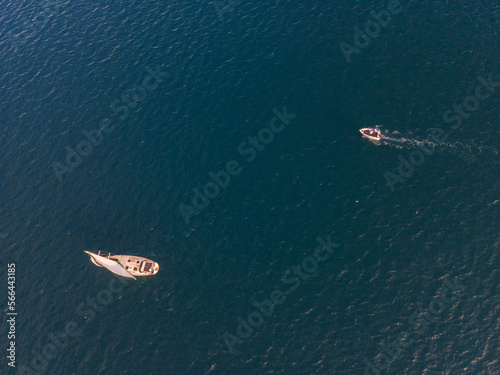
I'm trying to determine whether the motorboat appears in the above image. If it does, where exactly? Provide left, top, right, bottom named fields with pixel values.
left=84, top=251, right=160, bottom=279
left=359, top=128, right=383, bottom=141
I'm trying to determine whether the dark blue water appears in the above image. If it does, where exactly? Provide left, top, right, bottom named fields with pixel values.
left=1, top=0, right=499, bottom=374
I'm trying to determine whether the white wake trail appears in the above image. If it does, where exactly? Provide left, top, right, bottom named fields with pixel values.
left=372, top=129, right=497, bottom=162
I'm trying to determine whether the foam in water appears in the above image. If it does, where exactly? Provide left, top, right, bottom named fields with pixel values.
left=368, top=127, right=497, bottom=162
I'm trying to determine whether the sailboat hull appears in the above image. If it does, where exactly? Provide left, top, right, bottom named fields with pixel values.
left=85, top=251, right=159, bottom=279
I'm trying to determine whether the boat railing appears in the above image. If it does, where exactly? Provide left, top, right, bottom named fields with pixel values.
left=96, top=250, right=114, bottom=258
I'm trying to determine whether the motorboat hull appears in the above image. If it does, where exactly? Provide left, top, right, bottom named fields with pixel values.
left=359, top=128, right=383, bottom=141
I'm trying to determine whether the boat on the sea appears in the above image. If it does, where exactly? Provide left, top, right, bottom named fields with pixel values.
left=359, top=127, right=383, bottom=141
left=84, top=251, right=159, bottom=279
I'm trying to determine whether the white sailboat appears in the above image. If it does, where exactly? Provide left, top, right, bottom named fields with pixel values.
left=84, top=251, right=159, bottom=279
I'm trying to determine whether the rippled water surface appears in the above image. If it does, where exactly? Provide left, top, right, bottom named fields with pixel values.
left=0, top=0, right=499, bottom=374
